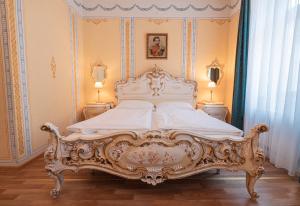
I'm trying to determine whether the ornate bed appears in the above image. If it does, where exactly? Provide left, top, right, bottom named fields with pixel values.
left=41, top=67, right=268, bottom=199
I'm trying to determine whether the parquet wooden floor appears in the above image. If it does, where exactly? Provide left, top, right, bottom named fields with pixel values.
left=0, top=155, right=299, bottom=206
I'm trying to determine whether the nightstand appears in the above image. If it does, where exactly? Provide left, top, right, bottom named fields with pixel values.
left=197, top=102, right=228, bottom=122
left=83, top=102, right=114, bottom=120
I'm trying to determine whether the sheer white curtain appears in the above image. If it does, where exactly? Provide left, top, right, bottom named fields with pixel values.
left=245, top=0, right=300, bottom=175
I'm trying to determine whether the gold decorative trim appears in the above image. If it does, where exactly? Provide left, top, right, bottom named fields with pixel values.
left=210, top=19, right=231, bottom=26
left=6, top=0, right=25, bottom=157
left=85, top=18, right=108, bottom=25
left=71, top=15, right=78, bottom=117
left=50, top=57, right=56, bottom=78
left=148, top=19, right=168, bottom=25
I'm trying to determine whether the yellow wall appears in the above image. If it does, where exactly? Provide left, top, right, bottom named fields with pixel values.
left=23, top=0, right=74, bottom=151
left=195, top=20, right=229, bottom=103
left=80, top=17, right=239, bottom=109
left=135, top=19, right=182, bottom=77
left=80, top=18, right=121, bottom=104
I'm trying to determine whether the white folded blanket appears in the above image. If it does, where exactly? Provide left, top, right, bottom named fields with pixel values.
left=67, top=108, right=152, bottom=133
left=155, top=107, right=243, bottom=136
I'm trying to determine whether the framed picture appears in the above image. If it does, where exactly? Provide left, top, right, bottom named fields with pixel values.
left=146, top=33, right=168, bottom=59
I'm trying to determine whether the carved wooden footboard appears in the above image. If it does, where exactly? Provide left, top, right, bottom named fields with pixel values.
left=41, top=123, right=268, bottom=199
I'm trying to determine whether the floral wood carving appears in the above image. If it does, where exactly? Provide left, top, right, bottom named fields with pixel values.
left=115, top=66, right=197, bottom=104
left=50, top=57, right=56, bottom=78
left=42, top=123, right=268, bottom=198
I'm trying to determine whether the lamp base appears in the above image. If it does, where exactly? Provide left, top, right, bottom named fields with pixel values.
left=97, top=89, right=101, bottom=103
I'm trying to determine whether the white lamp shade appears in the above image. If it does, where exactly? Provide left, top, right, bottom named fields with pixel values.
left=95, top=81, right=103, bottom=89
left=208, top=81, right=216, bottom=88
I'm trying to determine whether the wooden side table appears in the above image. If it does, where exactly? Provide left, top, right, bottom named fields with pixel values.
left=83, top=102, right=114, bottom=120
left=197, top=102, right=228, bottom=122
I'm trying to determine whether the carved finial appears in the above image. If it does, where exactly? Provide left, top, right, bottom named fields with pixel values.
left=41, top=123, right=62, bottom=139
left=153, top=64, right=162, bottom=73
left=254, top=124, right=269, bottom=134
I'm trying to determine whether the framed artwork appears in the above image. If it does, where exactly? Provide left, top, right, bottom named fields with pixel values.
left=146, top=33, right=168, bottom=59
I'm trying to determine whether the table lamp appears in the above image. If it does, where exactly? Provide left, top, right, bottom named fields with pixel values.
left=95, top=81, right=103, bottom=103
left=208, top=81, right=216, bottom=102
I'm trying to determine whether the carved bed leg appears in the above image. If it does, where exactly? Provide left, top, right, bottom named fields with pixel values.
left=246, top=172, right=259, bottom=199
left=48, top=171, right=64, bottom=199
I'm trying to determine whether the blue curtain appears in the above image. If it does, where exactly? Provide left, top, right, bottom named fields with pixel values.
left=231, top=0, right=250, bottom=130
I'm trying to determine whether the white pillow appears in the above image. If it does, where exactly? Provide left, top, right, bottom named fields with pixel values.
left=116, top=100, right=154, bottom=110
left=156, top=101, right=194, bottom=110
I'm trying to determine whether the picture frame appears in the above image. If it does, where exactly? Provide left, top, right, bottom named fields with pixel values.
left=146, top=33, right=168, bottom=59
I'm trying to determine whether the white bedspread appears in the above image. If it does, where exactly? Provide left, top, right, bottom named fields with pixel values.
left=67, top=108, right=152, bottom=133
left=155, top=107, right=243, bottom=136
left=67, top=103, right=243, bottom=138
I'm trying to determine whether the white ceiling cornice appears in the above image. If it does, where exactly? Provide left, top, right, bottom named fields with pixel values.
left=67, top=0, right=240, bottom=18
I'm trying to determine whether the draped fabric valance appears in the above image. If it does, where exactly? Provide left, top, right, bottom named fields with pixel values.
left=66, top=0, right=240, bottom=18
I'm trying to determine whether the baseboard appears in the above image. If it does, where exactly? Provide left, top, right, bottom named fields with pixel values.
left=0, top=144, right=47, bottom=167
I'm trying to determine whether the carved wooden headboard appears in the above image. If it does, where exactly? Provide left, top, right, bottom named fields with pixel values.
left=115, top=66, right=197, bottom=105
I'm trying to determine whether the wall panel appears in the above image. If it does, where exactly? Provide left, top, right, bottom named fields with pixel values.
left=195, top=20, right=229, bottom=103
left=23, top=0, right=74, bottom=151
left=81, top=19, right=121, bottom=104
left=135, top=19, right=182, bottom=77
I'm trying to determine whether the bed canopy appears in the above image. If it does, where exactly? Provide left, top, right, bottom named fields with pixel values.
left=66, top=0, right=240, bottom=18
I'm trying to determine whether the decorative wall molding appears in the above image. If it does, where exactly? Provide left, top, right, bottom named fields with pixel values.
left=120, top=17, right=126, bottom=80
left=130, top=17, right=135, bottom=78
left=210, top=19, right=231, bottom=25
left=185, top=18, right=197, bottom=80
left=0, top=0, right=17, bottom=160
left=191, top=18, right=197, bottom=80
left=67, top=0, right=240, bottom=18
left=16, top=0, right=32, bottom=156
left=181, top=18, right=187, bottom=78
left=50, top=56, right=57, bottom=78
left=125, top=20, right=130, bottom=79
left=148, top=19, right=168, bottom=25
left=7, top=0, right=26, bottom=158
left=85, top=18, right=108, bottom=25
left=0, top=0, right=33, bottom=163
left=186, top=20, right=192, bottom=79
left=69, top=12, right=80, bottom=122
left=72, top=0, right=239, bottom=12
